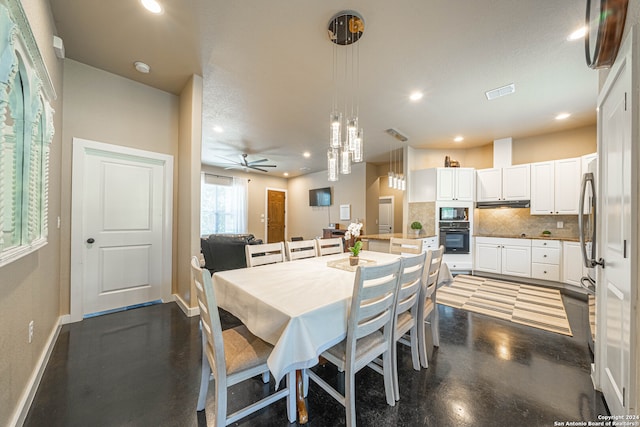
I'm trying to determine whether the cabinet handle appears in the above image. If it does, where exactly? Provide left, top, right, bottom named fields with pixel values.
left=544, top=271, right=547, bottom=274
left=543, top=242, right=547, bottom=246
left=543, top=254, right=547, bottom=258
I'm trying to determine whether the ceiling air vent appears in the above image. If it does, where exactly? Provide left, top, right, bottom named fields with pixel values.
left=485, top=83, right=515, bottom=101
left=385, top=128, right=408, bottom=142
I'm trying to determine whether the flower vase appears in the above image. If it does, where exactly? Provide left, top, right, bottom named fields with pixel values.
left=349, top=256, right=359, bottom=266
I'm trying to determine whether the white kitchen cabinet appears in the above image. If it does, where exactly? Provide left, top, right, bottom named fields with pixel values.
left=475, top=237, right=531, bottom=277
left=531, top=240, right=561, bottom=281
left=476, top=164, right=530, bottom=202
left=562, top=241, right=586, bottom=287
left=437, top=168, right=475, bottom=201
left=530, top=157, right=581, bottom=215
left=408, top=168, right=437, bottom=202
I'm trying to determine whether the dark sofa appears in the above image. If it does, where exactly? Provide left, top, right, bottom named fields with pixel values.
left=200, top=234, right=263, bottom=274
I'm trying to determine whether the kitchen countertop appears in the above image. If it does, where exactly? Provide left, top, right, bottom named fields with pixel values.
left=360, top=233, right=437, bottom=240
left=474, top=234, right=580, bottom=242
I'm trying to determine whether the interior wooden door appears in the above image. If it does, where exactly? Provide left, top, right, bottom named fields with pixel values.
left=267, top=189, right=285, bottom=243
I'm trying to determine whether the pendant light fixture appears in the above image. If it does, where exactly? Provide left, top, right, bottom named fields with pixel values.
left=327, top=11, right=365, bottom=182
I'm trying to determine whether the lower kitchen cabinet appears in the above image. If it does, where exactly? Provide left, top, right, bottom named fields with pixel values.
left=475, top=237, right=531, bottom=278
left=531, top=240, right=560, bottom=281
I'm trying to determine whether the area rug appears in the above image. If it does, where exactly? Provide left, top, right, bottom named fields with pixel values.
left=437, top=275, right=573, bottom=336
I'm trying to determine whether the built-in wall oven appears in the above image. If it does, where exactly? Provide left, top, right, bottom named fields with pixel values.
left=439, top=221, right=470, bottom=254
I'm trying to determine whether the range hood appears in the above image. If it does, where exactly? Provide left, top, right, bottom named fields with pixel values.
left=476, top=200, right=530, bottom=209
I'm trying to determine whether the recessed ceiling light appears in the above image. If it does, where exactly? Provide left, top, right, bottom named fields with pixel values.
left=213, top=126, right=224, bottom=133
left=134, top=61, right=150, bottom=74
left=141, top=0, right=163, bottom=14
left=454, top=136, right=464, bottom=142
left=555, top=113, right=571, bottom=120
left=283, top=172, right=289, bottom=177
left=567, top=26, right=586, bottom=41
left=409, top=92, right=424, bottom=101
left=303, top=151, right=311, bottom=158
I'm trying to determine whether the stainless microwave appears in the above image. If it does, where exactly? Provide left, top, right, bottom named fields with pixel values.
left=439, top=207, right=469, bottom=221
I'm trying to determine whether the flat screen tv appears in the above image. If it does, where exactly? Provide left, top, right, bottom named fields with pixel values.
left=309, top=187, right=332, bottom=206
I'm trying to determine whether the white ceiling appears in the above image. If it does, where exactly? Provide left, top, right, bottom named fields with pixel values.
left=49, top=0, right=597, bottom=177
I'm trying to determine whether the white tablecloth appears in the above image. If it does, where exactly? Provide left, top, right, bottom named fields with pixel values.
left=212, top=250, right=454, bottom=382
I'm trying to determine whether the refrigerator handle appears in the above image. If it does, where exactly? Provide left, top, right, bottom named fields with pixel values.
left=578, top=173, right=591, bottom=268
left=579, top=172, right=605, bottom=269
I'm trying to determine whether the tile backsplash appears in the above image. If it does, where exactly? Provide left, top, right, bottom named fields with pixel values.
left=408, top=202, right=436, bottom=236
left=474, top=207, right=579, bottom=239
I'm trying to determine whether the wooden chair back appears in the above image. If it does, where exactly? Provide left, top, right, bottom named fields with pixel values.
left=285, top=239, right=318, bottom=261
left=245, top=242, right=286, bottom=267
left=316, top=237, right=344, bottom=256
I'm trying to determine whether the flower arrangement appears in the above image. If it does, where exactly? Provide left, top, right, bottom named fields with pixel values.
left=344, top=221, right=363, bottom=240
left=345, top=221, right=363, bottom=262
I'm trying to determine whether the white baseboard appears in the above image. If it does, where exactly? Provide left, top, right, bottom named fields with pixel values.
left=174, top=293, right=200, bottom=317
left=10, top=316, right=62, bottom=427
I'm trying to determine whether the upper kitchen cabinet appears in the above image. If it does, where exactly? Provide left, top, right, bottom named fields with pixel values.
left=476, top=164, right=530, bottom=202
left=530, top=157, right=581, bottom=215
left=437, top=168, right=475, bottom=201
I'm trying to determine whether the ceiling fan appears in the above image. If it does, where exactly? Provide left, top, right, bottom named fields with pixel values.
left=218, top=153, right=277, bottom=173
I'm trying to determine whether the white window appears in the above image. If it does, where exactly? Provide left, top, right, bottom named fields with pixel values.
left=0, top=0, right=55, bottom=267
left=200, top=173, right=248, bottom=235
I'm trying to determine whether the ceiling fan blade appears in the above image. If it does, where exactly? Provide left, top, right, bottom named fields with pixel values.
left=249, top=166, right=269, bottom=172
left=252, top=164, right=276, bottom=168
left=216, top=155, right=241, bottom=164
left=247, top=158, right=269, bottom=165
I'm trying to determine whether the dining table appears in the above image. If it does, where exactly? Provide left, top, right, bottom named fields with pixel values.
left=211, top=249, right=453, bottom=423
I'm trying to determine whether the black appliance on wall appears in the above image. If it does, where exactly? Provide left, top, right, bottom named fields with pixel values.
left=439, top=221, right=470, bottom=254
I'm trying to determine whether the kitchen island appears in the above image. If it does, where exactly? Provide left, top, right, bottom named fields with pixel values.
left=360, top=233, right=438, bottom=253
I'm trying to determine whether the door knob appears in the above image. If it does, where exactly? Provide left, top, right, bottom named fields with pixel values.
left=86, top=238, right=95, bottom=244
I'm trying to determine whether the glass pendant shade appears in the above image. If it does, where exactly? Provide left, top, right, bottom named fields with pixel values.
left=400, top=176, right=406, bottom=191
left=327, top=149, right=339, bottom=181
left=347, top=118, right=358, bottom=151
left=330, top=113, right=342, bottom=149
left=388, top=171, right=394, bottom=188
left=352, top=129, right=363, bottom=162
left=341, top=145, right=351, bottom=174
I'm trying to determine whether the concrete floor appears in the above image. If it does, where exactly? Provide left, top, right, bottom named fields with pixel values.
left=24, top=293, right=607, bottom=426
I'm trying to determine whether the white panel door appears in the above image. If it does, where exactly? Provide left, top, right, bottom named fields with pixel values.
left=554, top=157, right=582, bottom=215
left=530, top=161, right=555, bottom=214
left=474, top=242, right=501, bottom=274
left=476, top=168, right=501, bottom=202
left=82, top=148, right=166, bottom=315
left=598, top=45, right=633, bottom=415
left=501, top=245, right=531, bottom=277
left=436, top=168, right=455, bottom=200
left=502, top=164, right=531, bottom=200
left=378, top=197, right=393, bottom=234
left=455, top=168, right=476, bottom=201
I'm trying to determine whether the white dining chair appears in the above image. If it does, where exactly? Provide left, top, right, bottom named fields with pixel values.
left=389, top=237, right=423, bottom=255
left=285, top=239, right=318, bottom=261
left=417, top=246, right=444, bottom=368
left=190, top=257, right=296, bottom=424
left=369, top=252, right=426, bottom=401
left=245, top=242, right=286, bottom=267
left=316, top=237, right=344, bottom=256
left=306, top=259, right=402, bottom=427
